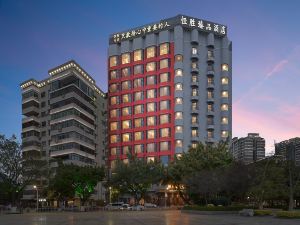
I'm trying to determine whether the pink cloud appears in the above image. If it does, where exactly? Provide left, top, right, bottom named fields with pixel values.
left=266, top=59, right=288, bottom=77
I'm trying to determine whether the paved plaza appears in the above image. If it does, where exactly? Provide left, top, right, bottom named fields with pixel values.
left=0, top=210, right=299, bottom=225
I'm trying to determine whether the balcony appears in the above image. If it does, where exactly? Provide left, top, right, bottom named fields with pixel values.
left=207, top=82, right=215, bottom=89
left=191, top=136, right=199, bottom=142
left=207, top=56, right=215, bottom=63
left=207, top=124, right=214, bottom=130
left=191, top=94, right=198, bottom=101
left=207, top=97, right=214, bottom=103
left=191, top=80, right=199, bottom=87
left=191, top=123, right=198, bottom=128
left=207, top=110, right=214, bottom=116
left=191, top=67, right=199, bottom=74
left=191, top=108, right=199, bottom=114
left=191, top=53, right=199, bottom=60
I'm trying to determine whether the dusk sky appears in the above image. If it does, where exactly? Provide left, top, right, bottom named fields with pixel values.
left=0, top=0, right=299, bottom=154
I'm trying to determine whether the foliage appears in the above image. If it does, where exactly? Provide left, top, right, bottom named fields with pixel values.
left=276, top=210, right=300, bottom=218
left=254, top=209, right=273, bottom=216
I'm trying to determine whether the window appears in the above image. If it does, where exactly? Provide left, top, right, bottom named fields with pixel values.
left=175, top=97, right=183, bottom=105
left=207, top=91, right=214, bottom=99
left=222, top=64, right=229, bottom=71
left=160, top=100, right=170, bottom=110
left=221, top=91, right=228, bottom=98
left=160, top=86, right=170, bottom=96
left=175, top=69, right=183, bottom=76
left=111, top=147, right=117, bottom=156
left=146, top=62, right=156, bottom=72
left=134, top=131, right=143, bottom=141
left=134, top=49, right=143, bottom=61
left=134, top=118, right=143, bottom=127
left=160, top=114, right=170, bottom=124
left=192, top=129, right=198, bottom=137
left=147, top=157, right=155, bottom=163
left=221, top=131, right=228, bottom=138
left=134, top=78, right=143, bottom=88
left=221, top=77, right=229, bottom=85
left=160, top=73, right=169, bottom=83
left=134, top=91, right=143, bottom=101
left=175, top=126, right=183, bottom=133
left=134, top=64, right=143, bottom=75
left=192, top=102, right=198, bottom=110
left=110, top=70, right=118, bottom=80
left=147, top=102, right=156, bottom=112
left=147, top=76, right=156, bottom=85
left=110, top=109, right=118, bottom=118
left=122, top=94, right=131, bottom=103
left=192, top=47, right=197, bottom=55
left=192, top=116, right=197, bottom=124
left=147, top=143, right=156, bottom=152
left=122, top=146, right=130, bottom=155
left=208, top=77, right=214, bottom=85
left=207, top=131, right=214, bottom=138
left=122, top=81, right=130, bottom=90
left=134, top=105, right=143, bottom=114
left=147, top=130, right=156, bottom=139
left=122, top=120, right=131, bottom=129
left=221, top=117, right=228, bottom=124
left=147, top=89, right=156, bottom=99
left=208, top=104, right=214, bottom=112
left=191, top=62, right=198, bottom=69
left=175, top=83, right=183, bottom=91
left=160, top=43, right=169, bottom=55
left=110, top=96, right=118, bottom=105
left=122, top=107, right=131, bottom=116
left=121, top=67, right=130, bottom=77
left=160, top=142, right=169, bottom=151
left=110, top=122, right=118, bottom=131
left=109, top=56, right=118, bottom=67
left=160, top=128, right=170, bottom=138
left=134, top=144, right=143, bottom=154
left=110, top=135, right=118, bottom=144
left=146, top=46, right=156, bottom=58
left=122, top=133, right=131, bottom=142
left=121, top=53, right=130, bottom=64
left=192, top=89, right=198, bottom=96
left=175, top=112, right=183, bottom=119
left=191, top=143, right=198, bottom=149
left=147, top=116, right=156, bottom=126
left=221, top=104, right=229, bottom=111
left=192, top=75, right=197, bottom=82
left=109, top=84, right=118, bottom=93
left=208, top=50, right=214, bottom=58
left=175, top=54, right=183, bottom=62
left=175, top=140, right=183, bottom=147
left=160, top=59, right=169, bottom=69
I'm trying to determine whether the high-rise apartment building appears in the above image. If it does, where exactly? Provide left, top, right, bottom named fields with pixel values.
left=230, top=133, right=265, bottom=164
left=108, top=15, right=232, bottom=167
left=275, top=138, right=300, bottom=166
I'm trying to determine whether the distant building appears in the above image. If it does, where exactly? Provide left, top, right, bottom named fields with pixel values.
left=230, top=133, right=265, bottom=164
left=275, top=138, right=300, bottom=166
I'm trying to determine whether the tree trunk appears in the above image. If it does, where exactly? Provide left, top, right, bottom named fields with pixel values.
left=288, top=162, right=294, bottom=211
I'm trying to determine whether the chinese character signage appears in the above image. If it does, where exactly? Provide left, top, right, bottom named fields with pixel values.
left=109, top=14, right=227, bottom=44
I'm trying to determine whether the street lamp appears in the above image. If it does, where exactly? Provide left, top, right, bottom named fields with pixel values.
left=165, top=185, right=171, bottom=208
left=109, top=187, right=112, bottom=204
left=33, top=185, right=39, bottom=212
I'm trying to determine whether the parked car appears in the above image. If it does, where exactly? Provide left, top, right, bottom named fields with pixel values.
left=131, top=205, right=145, bottom=211
left=120, top=204, right=132, bottom=211
left=144, top=203, right=157, bottom=208
left=104, top=202, right=124, bottom=211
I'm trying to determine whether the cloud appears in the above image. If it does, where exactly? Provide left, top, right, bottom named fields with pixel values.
left=266, top=59, right=288, bottom=77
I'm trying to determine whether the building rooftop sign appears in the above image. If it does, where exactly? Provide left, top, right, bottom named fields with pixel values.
left=109, top=14, right=227, bottom=44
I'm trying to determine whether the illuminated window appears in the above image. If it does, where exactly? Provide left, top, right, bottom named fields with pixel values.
left=175, top=69, right=183, bottom=76
left=207, top=131, right=214, bottom=138
left=122, top=133, right=131, bottom=142
left=134, top=78, right=143, bottom=88
left=134, top=49, right=143, bottom=61
left=134, top=144, right=143, bottom=154
left=207, top=91, right=214, bottom=99
left=134, top=118, right=143, bottom=128
left=192, top=129, right=198, bottom=137
left=160, top=86, right=170, bottom=96
left=160, top=114, right=170, bottom=124
left=109, top=84, right=118, bottom=93
left=192, top=116, right=197, bottom=124
left=192, top=75, right=197, bottom=82
left=147, top=130, right=156, bottom=139
left=207, top=104, right=214, bottom=112
left=134, top=64, right=143, bottom=75
left=175, top=97, right=183, bottom=105
left=122, top=120, right=131, bottom=129
left=147, top=116, right=156, bottom=126
left=175, top=140, right=183, bottom=147
left=122, top=94, right=131, bottom=103
left=110, top=70, right=118, bottom=80
left=123, top=158, right=129, bottom=164
left=222, top=64, right=229, bottom=71
left=160, top=59, right=169, bottom=69
left=208, top=77, right=214, bottom=85
left=207, top=50, right=214, bottom=58
left=192, top=47, right=197, bottom=55
left=121, top=67, right=131, bottom=77
left=160, top=100, right=170, bottom=110
left=146, top=46, right=156, bottom=58
left=123, top=146, right=130, bottom=155
left=134, top=105, right=143, bottom=114
left=146, top=62, right=156, bottom=72
left=221, top=77, right=229, bottom=85
left=175, top=112, right=183, bottom=119
left=134, top=91, right=143, bottom=101
left=110, top=109, right=118, bottom=118
left=109, top=56, right=118, bottom=67
left=160, top=73, right=169, bottom=83
left=147, top=143, right=156, bottom=152
left=147, top=157, right=155, bottom=163
left=175, top=126, right=183, bottom=133
left=122, top=81, right=130, bottom=90
left=122, top=107, right=131, bottom=116
left=221, top=91, right=228, bottom=98
left=192, top=89, right=198, bottom=96
left=110, top=134, right=118, bottom=144
left=160, top=142, right=169, bottom=151
left=121, top=53, right=130, bottom=64
left=111, top=147, right=117, bottom=156
left=221, top=131, right=228, bottom=138
left=221, top=104, right=229, bottom=111
left=147, top=89, right=156, bottom=99
left=175, top=83, right=183, bottom=91
left=191, top=102, right=198, bottom=110
left=221, top=117, right=228, bottom=124
left=160, top=43, right=169, bottom=55
left=191, top=62, right=198, bottom=69
left=147, top=76, right=156, bottom=85
left=160, top=128, right=170, bottom=138
left=134, top=131, right=143, bottom=141
left=110, top=96, right=118, bottom=105
left=110, top=122, right=118, bottom=131
left=191, top=143, right=198, bottom=149
left=147, top=102, right=156, bottom=112
left=175, top=54, right=183, bottom=62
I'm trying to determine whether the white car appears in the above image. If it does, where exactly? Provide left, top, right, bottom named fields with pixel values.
left=144, top=203, right=157, bottom=208
left=120, top=204, right=132, bottom=211
left=131, top=205, right=145, bottom=211
left=104, top=202, right=124, bottom=211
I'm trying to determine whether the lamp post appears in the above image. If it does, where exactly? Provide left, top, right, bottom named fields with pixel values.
left=165, top=185, right=170, bottom=208
left=33, top=185, right=39, bottom=212
left=109, top=187, right=112, bottom=204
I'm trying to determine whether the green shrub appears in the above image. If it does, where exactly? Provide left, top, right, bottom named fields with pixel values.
left=182, top=205, right=246, bottom=211
left=254, top=210, right=273, bottom=216
left=276, top=211, right=300, bottom=218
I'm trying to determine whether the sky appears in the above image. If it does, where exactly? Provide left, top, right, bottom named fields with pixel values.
left=0, top=0, right=299, bottom=154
